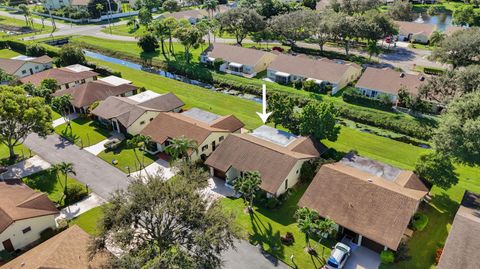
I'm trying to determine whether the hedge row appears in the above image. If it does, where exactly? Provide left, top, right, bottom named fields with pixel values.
left=342, top=87, right=393, bottom=111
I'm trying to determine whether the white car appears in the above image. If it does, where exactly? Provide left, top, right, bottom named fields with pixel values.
left=326, top=242, right=351, bottom=269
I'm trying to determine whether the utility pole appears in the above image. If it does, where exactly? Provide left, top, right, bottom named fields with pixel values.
left=106, top=0, right=112, bottom=34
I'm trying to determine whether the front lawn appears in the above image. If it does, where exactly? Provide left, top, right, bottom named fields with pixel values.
left=54, top=117, right=111, bottom=147
left=97, top=140, right=156, bottom=173
left=69, top=205, right=105, bottom=235
left=220, top=184, right=334, bottom=269
left=0, top=15, right=53, bottom=37
left=0, top=48, right=20, bottom=58
left=0, top=143, right=31, bottom=166
left=23, top=169, right=87, bottom=207
left=100, top=22, right=148, bottom=37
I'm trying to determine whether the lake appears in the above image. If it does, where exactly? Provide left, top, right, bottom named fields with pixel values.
left=413, top=12, right=454, bottom=32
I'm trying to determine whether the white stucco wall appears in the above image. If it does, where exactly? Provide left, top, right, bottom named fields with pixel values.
left=274, top=159, right=308, bottom=196
left=126, top=111, right=161, bottom=136
left=0, top=214, right=57, bottom=251
left=190, top=132, right=230, bottom=161
left=14, top=62, right=52, bottom=78
left=59, top=75, right=97, bottom=91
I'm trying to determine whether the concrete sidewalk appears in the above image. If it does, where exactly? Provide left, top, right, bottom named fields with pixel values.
left=0, top=155, right=51, bottom=180
left=130, top=158, right=174, bottom=180
left=58, top=193, right=106, bottom=220
left=52, top=113, right=79, bottom=128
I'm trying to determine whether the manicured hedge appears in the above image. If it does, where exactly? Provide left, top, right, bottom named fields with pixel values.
left=380, top=250, right=395, bottom=264
left=342, top=87, right=393, bottom=111
left=411, top=212, right=429, bottom=231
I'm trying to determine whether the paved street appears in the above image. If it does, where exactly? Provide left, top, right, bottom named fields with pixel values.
left=223, top=240, right=291, bottom=269
left=24, top=133, right=130, bottom=200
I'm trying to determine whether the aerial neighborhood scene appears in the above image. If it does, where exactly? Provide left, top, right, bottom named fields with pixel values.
left=0, top=0, right=479, bottom=268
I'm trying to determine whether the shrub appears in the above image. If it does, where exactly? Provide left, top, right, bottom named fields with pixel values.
left=435, top=247, right=443, bottom=265
left=265, top=197, right=280, bottom=209
left=85, top=61, right=122, bottom=77
left=395, top=241, right=411, bottom=262
left=26, top=43, right=47, bottom=57
left=342, top=87, right=393, bottom=110
left=137, top=33, right=158, bottom=53
left=302, top=79, right=322, bottom=93
left=64, top=184, right=88, bottom=205
left=104, top=138, right=122, bottom=150
left=300, top=159, right=319, bottom=183
left=292, top=79, right=303, bottom=89
left=411, top=212, right=429, bottom=231
left=380, top=250, right=395, bottom=264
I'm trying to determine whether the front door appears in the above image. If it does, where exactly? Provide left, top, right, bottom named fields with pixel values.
left=29, top=68, right=33, bottom=75
left=2, top=239, right=14, bottom=252
left=212, top=141, right=216, bottom=151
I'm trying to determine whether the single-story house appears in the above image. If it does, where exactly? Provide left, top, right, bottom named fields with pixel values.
left=200, top=43, right=277, bottom=78
left=51, top=76, right=139, bottom=113
left=205, top=125, right=327, bottom=197
left=91, top=92, right=184, bottom=136
left=268, top=54, right=362, bottom=92
left=164, top=5, right=228, bottom=24
left=3, top=225, right=108, bottom=269
left=20, top=64, right=99, bottom=91
left=140, top=108, right=244, bottom=161
left=44, top=0, right=70, bottom=10
left=395, top=21, right=436, bottom=44
left=298, top=153, right=429, bottom=252
left=437, top=191, right=480, bottom=269
left=0, top=179, right=59, bottom=253
left=0, top=55, right=53, bottom=78
left=355, top=67, right=426, bottom=102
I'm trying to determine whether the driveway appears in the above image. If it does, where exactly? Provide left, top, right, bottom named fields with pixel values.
left=0, top=155, right=51, bottom=179
left=344, top=246, right=380, bottom=269
left=222, top=240, right=290, bottom=269
left=24, top=133, right=130, bottom=200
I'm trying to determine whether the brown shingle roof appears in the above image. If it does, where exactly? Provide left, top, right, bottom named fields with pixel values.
left=437, top=191, right=480, bottom=269
left=20, top=67, right=98, bottom=86
left=205, top=133, right=326, bottom=194
left=0, top=179, right=58, bottom=233
left=395, top=21, right=436, bottom=36
left=269, top=54, right=360, bottom=84
left=355, top=67, right=426, bottom=96
left=91, top=93, right=184, bottom=128
left=52, top=80, right=137, bottom=108
left=141, top=111, right=243, bottom=146
left=298, top=160, right=428, bottom=250
left=29, top=55, right=53, bottom=64
left=204, top=43, right=275, bottom=67
left=445, top=25, right=465, bottom=36
left=71, top=0, right=90, bottom=6
left=3, top=225, right=108, bottom=269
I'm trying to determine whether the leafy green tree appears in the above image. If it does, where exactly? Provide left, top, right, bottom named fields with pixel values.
left=0, top=69, right=15, bottom=83
left=162, top=0, right=180, bottom=12
left=329, top=12, right=356, bottom=55
left=88, top=0, right=117, bottom=19
left=388, top=0, right=413, bottom=21
left=163, top=17, right=179, bottom=55
left=255, top=0, right=291, bottom=18
left=40, top=78, right=59, bottom=91
left=138, top=6, right=153, bottom=26
left=311, top=10, right=334, bottom=52
left=269, top=9, right=316, bottom=46
left=127, top=135, right=152, bottom=171
left=432, top=28, right=480, bottom=68
left=302, top=0, right=317, bottom=9
left=164, top=136, right=198, bottom=163
left=453, top=5, right=477, bottom=26
left=0, top=86, right=53, bottom=161
left=57, top=44, right=86, bottom=66
left=415, top=152, right=458, bottom=189
left=295, top=207, right=320, bottom=251
left=433, top=92, right=480, bottom=166
left=299, top=101, right=340, bottom=142
left=233, top=171, right=262, bottom=212
left=218, top=8, right=265, bottom=45
left=268, top=93, right=295, bottom=128
left=26, top=43, right=47, bottom=57
left=137, top=32, right=159, bottom=53
left=51, top=162, right=76, bottom=204
left=329, top=0, right=382, bottom=15
left=148, top=19, right=169, bottom=58
left=173, top=24, right=204, bottom=63
left=430, top=30, right=445, bottom=46
left=90, top=176, right=237, bottom=269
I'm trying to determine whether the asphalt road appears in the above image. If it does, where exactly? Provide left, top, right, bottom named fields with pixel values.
left=24, top=133, right=130, bottom=200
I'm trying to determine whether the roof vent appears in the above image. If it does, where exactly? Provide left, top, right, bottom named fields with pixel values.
left=367, top=178, right=373, bottom=183
left=400, top=72, right=405, bottom=78
left=419, top=76, right=425, bottom=81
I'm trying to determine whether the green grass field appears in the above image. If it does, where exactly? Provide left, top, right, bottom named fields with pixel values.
left=100, top=22, right=147, bottom=37
left=23, top=169, right=86, bottom=207
left=0, top=143, right=31, bottom=165
left=0, top=15, right=54, bottom=38
left=69, top=205, right=105, bottom=235
left=97, top=140, right=156, bottom=173
left=54, top=117, right=111, bottom=147
left=0, top=48, right=20, bottom=58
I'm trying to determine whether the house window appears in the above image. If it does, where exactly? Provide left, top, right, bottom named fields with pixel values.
left=219, top=136, right=224, bottom=142
left=202, top=145, right=208, bottom=151
left=140, top=121, right=145, bottom=125
left=150, top=118, right=154, bottom=121
left=35, top=66, right=39, bottom=70
left=65, top=84, right=69, bottom=89
left=296, top=170, right=299, bottom=174
left=22, top=70, right=27, bottom=74
left=22, top=227, right=31, bottom=234
left=284, top=179, right=288, bottom=190
left=81, top=79, right=85, bottom=83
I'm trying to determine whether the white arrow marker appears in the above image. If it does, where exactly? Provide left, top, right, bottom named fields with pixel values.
left=256, top=84, right=272, bottom=124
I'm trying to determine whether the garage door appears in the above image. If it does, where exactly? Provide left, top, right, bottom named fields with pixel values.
left=213, top=169, right=226, bottom=179
left=361, top=236, right=385, bottom=253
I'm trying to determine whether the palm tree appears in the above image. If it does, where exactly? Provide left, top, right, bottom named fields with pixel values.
left=51, top=162, right=76, bottom=204
left=204, top=0, right=219, bottom=18
left=233, top=171, right=262, bottom=213
left=127, top=135, right=152, bottom=171
left=295, top=207, right=320, bottom=252
left=164, top=136, right=198, bottom=163
left=18, top=4, right=30, bottom=27
left=316, top=217, right=337, bottom=256
left=430, top=30, right=445, bottom=46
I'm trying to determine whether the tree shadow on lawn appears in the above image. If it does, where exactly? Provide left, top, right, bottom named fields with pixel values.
left=249, top=210, right=285, bottom=263
left=71, top=118, right=111, bottom=138
left=23, top=170, right=57, bottom=198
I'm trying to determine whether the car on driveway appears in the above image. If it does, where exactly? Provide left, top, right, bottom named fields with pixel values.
left=326, top=242, right=351, bottom=269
